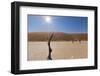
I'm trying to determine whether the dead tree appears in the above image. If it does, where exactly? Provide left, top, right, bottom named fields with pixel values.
left=47, top=33, right=54, bottom=60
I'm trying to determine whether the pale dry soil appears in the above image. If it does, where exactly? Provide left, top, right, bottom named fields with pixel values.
left=27, top=41, right=88, bottom=61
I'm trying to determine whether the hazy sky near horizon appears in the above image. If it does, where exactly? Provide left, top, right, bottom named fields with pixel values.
left=28, top=15, right=88, bottom=33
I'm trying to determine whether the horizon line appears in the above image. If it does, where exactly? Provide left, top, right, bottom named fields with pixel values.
left=28, top=31, right=87, bottom=34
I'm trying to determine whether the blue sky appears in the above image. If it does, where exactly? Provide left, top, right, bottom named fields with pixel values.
left=28, top=15, right=88, bottom=33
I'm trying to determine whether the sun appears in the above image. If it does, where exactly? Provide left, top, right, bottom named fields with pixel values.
left=45, top=16, right=51, bottom=23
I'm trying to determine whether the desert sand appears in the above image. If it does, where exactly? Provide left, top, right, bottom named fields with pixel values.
left=27, top=41, right=88, bottom=61
left=28, top=32, right=87, bottom=41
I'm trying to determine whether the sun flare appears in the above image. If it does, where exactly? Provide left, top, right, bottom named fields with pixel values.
left=45, top=16, right=51, bottom=23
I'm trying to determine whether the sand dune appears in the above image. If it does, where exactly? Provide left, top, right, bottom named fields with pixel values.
left=28, top=32, right=87, bottom=41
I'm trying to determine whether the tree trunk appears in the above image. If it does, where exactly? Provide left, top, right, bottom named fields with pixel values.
left=47, top=33, right=54, bottom=60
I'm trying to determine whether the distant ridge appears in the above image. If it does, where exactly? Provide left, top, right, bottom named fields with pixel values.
left=28, top=32, right=87, bottom=41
